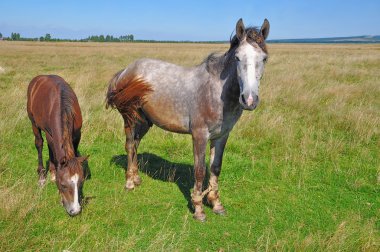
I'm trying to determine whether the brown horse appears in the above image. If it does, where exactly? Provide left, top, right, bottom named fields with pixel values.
left=27, top=75, right=88, bottom=216
left=106, top=18, right=270, bottom=221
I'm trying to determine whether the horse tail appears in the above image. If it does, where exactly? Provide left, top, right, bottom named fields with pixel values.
left=106, top=69, right=152, bottom=126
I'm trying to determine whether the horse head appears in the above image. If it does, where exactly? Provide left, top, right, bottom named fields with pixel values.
left=233, top=18, right=270, bottom=110
left=56, top=155, right=88, bottom=216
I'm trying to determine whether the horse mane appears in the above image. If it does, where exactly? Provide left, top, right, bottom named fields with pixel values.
left=204, top=26, right=267, bottom=75
left=59, top=79, right=76, bottom=159
left=106, top=70, right=153, bottom=127
left=229, top=26, right=267, bottom=53
left=203, top=53, right=226, bottom=75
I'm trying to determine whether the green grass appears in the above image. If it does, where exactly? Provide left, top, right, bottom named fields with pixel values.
left=0, top=41, right=379, bottom=251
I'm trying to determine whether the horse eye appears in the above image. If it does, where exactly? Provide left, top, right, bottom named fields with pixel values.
left=235, top=56, right=240, bottom=62
left=263, top=56, right=268, bottom=63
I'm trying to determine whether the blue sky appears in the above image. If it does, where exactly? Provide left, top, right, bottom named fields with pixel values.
left=0, top=0, right=379, bottom=40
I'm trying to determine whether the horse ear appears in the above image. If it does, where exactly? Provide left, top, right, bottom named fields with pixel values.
left=236, top=18, right=246, bottom=41
left=78, top=155, right=89, bottom=164
left=260, top=19, right=270, bottom=40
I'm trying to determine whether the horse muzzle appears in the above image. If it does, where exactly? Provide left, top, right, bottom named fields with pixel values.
left=62, top=199, right=82, bottom=216
left=66, top=205, right=81, bottom=217
left=239, top=93, right=259, bottom=110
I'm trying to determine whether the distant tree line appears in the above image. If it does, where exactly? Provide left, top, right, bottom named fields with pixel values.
left=0, top=32, right=135, bottom=42
left=0, top=31, right=225, bottom=44
left=86, top=34, right=134, bottom=42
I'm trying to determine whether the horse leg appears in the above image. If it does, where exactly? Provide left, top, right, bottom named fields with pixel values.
left=72, top=130, right=91, bottom=179
left=207, top=135, right=229, bottom=215
left=124, top=120, right=150, bottom=190
left=191, top=129, right=208, bottom=222
left=32, top=124, right=46, bottom=186
left=48, top=145, right=56, bottom=182
left=73, top=130, right=81, bottom=157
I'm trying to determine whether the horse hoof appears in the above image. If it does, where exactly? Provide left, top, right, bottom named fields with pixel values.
left=193, top=212, right=206, bottom=222
left=213, top=207, right=226, bottom=216
left=38, top=178, right=46, bottom=187
left=125, top=180, right=135, bottom=191
left=133, top=176, right=142, bottom=186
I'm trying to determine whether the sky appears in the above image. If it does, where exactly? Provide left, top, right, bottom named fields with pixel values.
left=0, top=0, right=379, bottom=41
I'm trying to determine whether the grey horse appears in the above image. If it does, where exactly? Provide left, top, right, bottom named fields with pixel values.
left=106, top=18, right=270, bottom=221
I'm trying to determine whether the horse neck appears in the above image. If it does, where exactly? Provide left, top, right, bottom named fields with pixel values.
left=61, top=112, right=75, bottom=159
left=218, top=54, right=241, bottom=107
left=51, top=99, right=75, bottom=162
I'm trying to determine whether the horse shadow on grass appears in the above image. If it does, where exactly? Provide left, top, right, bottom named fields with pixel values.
left=80, top=158, right=95, bottom=207
left=110, top=152, right=211, bottom=212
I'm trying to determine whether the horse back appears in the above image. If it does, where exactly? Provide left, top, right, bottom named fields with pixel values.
left=27, top=75, right=82, bottom=132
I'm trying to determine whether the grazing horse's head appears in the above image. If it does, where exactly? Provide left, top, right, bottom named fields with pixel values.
left=233, top=18, right=270, bottom=110
left=56, top=156, right=88, bottom=216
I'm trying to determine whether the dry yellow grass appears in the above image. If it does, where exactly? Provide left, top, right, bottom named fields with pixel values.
left=0, top=41, right=379, bottom=251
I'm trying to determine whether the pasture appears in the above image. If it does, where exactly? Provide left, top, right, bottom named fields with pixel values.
left=0, top=41, right=379, bottom=251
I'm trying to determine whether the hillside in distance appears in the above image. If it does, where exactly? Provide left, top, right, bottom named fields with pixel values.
left=268, top=35, right=380, bottom=44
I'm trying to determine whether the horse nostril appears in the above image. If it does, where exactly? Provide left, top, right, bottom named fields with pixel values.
left=254, top=95, right=259, bottom=104
left=68, top=208, right=79, bottom=216
left=241, top=94, right=246, bottom=104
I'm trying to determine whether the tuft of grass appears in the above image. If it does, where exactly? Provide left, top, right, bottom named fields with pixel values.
left=0, top=41, right=379, bottom=251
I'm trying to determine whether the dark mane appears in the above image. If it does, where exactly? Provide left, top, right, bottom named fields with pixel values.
left=60, top=82, right=75, bottom=120
left=204, top=26, right=267, bottom=75
left=58, top=78, right=76, bottom=158
left=203, top=52, right=225, bottom=74
left=229, top=26, right=267, bottom=53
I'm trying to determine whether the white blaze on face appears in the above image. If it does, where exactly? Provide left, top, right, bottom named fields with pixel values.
left=236, top=42, right=266, bottom=98
left=70, top=173, right=81, bottom=213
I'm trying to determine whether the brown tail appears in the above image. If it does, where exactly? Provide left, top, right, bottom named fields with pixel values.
left=106, top=70, right=152, bottom=127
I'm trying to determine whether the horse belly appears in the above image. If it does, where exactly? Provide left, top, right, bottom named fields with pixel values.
left=142, top=99, right=190, bottom=134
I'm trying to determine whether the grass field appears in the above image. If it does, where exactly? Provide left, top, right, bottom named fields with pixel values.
left=0, top=41, right=379, bottom=251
